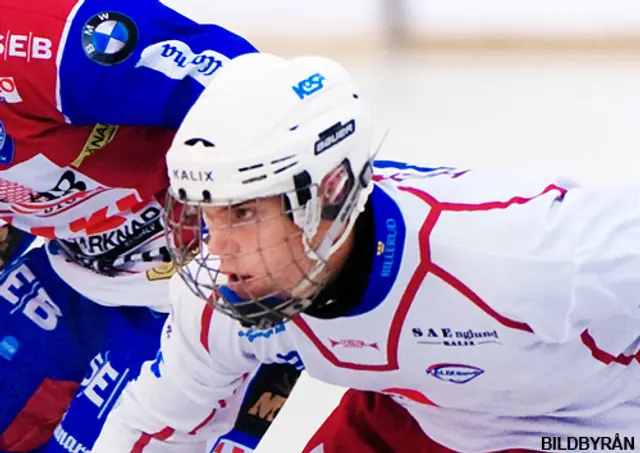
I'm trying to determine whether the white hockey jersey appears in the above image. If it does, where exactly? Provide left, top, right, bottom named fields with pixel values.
left=92, top=161, right=640, bottom=453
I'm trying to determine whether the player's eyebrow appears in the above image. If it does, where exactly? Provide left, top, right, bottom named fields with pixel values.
left=228, top=200, right=256, bottom=210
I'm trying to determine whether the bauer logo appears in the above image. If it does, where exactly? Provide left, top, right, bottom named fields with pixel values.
left=136, top=40, right=226, bottom=85
left=315, top=120, right=356, bottom=155
left=292, top=73, right=326, bottom=99
left=426, top=363, right=484, bottom=384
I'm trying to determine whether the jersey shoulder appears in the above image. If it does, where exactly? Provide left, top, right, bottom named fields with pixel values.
left=0, top=0, right=258, bottom=129
left=373, top=159, right=579, bottom=205
left=62, top=0, right=258, bottom=127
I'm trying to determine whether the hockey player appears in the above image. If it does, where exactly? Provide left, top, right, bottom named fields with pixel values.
left=0, top=1, right=300, bottom=451
left=92, top=52, right=640, bottom=453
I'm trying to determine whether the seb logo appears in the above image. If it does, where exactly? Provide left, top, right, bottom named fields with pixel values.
left=0, top=33, right=53, bottom=60
left=77, top=351, right=125, bottom=418
left=0, top=77, right=22, bottom=104
left=0, top=262, right=63, bottom=331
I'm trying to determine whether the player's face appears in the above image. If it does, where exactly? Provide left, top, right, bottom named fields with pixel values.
left=203, top=196, right=315, bottom=300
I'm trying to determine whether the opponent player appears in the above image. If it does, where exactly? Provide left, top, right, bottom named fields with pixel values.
left=92, top=52, right=640, bottom=453
left=0, top=1, right=300, bottom=451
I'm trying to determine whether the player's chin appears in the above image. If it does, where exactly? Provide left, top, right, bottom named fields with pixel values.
left=227, top=274, right=278, bottom=301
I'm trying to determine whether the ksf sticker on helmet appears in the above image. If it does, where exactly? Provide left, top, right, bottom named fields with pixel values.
left=292, top=73, right=326, bottom=99
left=82, top=12, right=138, bottom=65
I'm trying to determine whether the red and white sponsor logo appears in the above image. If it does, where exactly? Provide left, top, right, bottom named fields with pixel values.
left=0, top=155, right=144, bottom=239
left=212, top=439, right=247, bottom=453
left=329, top=338, right=380, bottom=350
left=382, top=387, right=438, bottom=406
left=0, top=77, right=22, bottom=103
left=0, top=32, right=53, bottom=61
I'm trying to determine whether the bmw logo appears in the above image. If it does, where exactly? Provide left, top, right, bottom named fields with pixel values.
left=82, top=12, right=138, bottom=65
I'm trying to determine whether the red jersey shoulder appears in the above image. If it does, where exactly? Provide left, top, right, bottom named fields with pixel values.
left=0, top=0, right=78, bottom=138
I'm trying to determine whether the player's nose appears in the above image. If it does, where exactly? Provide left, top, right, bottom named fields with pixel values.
left=207, top=232, right=241, bottom=257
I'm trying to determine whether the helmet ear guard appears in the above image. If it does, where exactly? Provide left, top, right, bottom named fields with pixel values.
left=319, top=159, right=356, bottom=221
left=284, top=158, right=356, bottom=223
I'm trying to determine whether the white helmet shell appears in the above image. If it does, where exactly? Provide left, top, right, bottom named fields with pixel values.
left=166, top=53, right=373, bottom=212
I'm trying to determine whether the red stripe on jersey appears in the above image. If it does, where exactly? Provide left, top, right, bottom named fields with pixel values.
left=188, top=408, right=217, bottom=435
left=580, top=330, right=640, bottom=365
left=293, top=207, right=441, bottom=371
left=386, top=207, right=441, bottom=362
left=436, top=184, right=567, bottom=212
left=429, top=263, right=533, bottom=332
left=130, top=426, right=174, bottom=453
left=200, top=303, right=215, bottom=353
left=188, top=398, right=229, bottom=436
left=295, top=182, right=563, bottom=371
left=402, top=184, right=562, bottom=332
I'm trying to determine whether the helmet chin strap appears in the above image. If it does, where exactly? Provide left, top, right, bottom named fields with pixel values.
left=289, top=130, right=389, bottom=300
left=290, top=168, right=374, bottom=300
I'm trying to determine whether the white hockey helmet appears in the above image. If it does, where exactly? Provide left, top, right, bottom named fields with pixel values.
left=165, top=53, right=375, bottom=328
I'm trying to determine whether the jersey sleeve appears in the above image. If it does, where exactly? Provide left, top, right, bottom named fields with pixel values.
left=91, top=277, right=261, bottom=452
left=58, top=0, right=258, bottom=128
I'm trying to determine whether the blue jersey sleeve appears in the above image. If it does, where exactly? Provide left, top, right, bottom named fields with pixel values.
left=59, top=0, right=258, bottom=129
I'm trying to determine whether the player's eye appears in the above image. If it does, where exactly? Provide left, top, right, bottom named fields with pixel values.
left=232, top=206, right=256, bottom=222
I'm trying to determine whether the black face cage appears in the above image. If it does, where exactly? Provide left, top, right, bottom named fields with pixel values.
left=164, top=160, right=363, bottom=330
